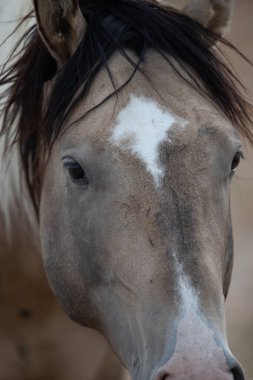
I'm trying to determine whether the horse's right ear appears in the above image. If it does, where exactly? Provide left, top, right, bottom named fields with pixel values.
left=183, top=0, right=234, bottom=38
left=34, top=0, right=87, bottom=67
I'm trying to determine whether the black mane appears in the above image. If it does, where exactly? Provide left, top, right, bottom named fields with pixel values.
left=1, top=0, right=253, bottom=209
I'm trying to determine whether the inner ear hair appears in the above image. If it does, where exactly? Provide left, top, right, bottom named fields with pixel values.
left=34, top=0, right=87, bottom=67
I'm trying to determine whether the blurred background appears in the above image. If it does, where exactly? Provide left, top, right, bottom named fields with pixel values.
left=225, top=1, right=253, bottom=378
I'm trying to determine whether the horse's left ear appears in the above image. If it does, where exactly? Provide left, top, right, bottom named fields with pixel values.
left=34, top=0, right=87, bottom=67
left=182, top=0, right=234, bottom=38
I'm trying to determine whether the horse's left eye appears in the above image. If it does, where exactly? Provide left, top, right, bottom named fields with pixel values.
left=231, top=151, right=243, bottom=176
left=63, top=159, right=89, bottom=185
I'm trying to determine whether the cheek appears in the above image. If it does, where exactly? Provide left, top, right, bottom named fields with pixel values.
left=40, top=182, right=71, bottom=293
left=39, top=169, right=112, bottom=322
left=40, top=196, right=100, bottom=325
left=39, top=168, right=80, bottom=307
left=39, top=161, right=64, bottom=265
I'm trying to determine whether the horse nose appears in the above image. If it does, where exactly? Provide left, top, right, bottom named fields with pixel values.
left=154, top=358, right=245, bottom=380
left=154, top=372, right=234, bottom=380
left=231, top=360, right=246, bottom=380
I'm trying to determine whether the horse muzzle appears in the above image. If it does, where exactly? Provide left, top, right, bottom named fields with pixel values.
left=154, top=357, right=245, bottom=380
left=152, top=305, right=245, bottom=380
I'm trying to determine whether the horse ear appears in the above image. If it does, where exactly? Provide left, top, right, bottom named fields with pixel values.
left=34, top=0, right=87, bottom=67
left=183, top=0, right=234, bottom=38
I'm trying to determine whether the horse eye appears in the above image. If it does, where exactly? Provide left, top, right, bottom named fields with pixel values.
left=231, top=151, right=243, bottom=175
left=63, top=159, right=89, bottom=185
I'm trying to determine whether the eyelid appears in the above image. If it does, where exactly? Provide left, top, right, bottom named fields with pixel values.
left=238, top=150, right=244, bottom=160
left=64, top=161, right=80, bottom=169
left=62, top=156, right=77, bottom=165
left=235, top=144, right=244, bottom=158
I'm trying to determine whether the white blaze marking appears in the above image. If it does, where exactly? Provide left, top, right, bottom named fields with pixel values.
left=172, top=251, right=200, bottom=314
left=156, top=253, right=231, bottom=377
left=111, top=95, right=185, bottom=185
left=168, top=252, right=230, bottom=370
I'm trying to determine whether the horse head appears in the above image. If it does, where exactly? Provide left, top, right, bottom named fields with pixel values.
left=3, top=0, right=251, bottom=379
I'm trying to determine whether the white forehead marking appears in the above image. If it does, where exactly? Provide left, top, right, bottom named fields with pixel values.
left=111, top=95, right=185, bottom=185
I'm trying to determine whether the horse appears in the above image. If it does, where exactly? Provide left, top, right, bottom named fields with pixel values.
left=0, top=0, right=252, bottom=379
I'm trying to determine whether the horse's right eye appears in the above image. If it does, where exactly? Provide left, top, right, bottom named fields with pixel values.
left=230, top=151, right=243, bottom=178
left=231, top=152, right=241, bottom=171
left=63, top=159, right=89, bottom=185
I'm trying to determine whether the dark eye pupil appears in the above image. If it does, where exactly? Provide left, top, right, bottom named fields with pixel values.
left=231, top=152, right=241, bottom=171
left=64, top=161, right=89, bottom=184
left=69, top=165, right=85, bottom=180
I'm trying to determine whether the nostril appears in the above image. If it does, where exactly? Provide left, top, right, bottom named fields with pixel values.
left=155, top=370, right=171, bottom=380
left=231, top=362, right=245, bottom=380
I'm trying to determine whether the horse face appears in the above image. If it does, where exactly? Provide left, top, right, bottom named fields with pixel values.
left=39, top=50, right=244, bottom=379
left=34, top=0, right=246, bottom=378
